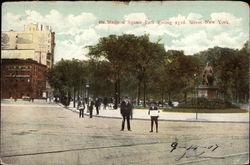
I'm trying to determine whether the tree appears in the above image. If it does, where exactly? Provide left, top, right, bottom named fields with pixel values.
left=47, top=59, right=87, bottom=106
left=164, top=50, right=201, bottom=102
left=87, top=60, right=113, bottom=98
left=87, top=34, right=165, bottom=108
left=87, top=34, right=131, bottom=108
left=194, top=43, right=249, bottom=103
left=132, top=36, right=165, bottom=107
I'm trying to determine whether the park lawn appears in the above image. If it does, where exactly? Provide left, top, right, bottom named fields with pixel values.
left=162, top=108, right=248, bottom=113
left=134, top=107, right=248, bottom=113
left=134, top=107, right=164, bottom=110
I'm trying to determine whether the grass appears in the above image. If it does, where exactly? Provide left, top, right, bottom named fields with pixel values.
left=134, top=107, right=164, bottom=110
left=134, top=107, right=248, bottom=113
left=162, top=108, right=248, bottom=113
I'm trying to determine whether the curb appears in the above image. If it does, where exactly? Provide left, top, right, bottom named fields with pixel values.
left=58, top=103, right=249, bottom=124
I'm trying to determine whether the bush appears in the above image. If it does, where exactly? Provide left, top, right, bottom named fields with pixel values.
left=178, top=97, right=239, bottom=109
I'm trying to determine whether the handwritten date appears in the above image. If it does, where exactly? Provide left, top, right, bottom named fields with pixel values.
left=170, top=142, right=221, bottom=161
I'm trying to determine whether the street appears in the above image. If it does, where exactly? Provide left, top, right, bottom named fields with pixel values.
left=1, top=103, right=249, bottom=165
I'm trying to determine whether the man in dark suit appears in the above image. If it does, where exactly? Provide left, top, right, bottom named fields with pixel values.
left=120, top=97, right=132, bottom=131
left=95, top=98, right=101, bottom=115
left=89, top=99, right=94, bottom=118
left=103, top=97, right=108, bottom=110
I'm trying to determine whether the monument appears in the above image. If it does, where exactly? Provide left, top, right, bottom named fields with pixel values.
left=197, top=63, right=218, bottom=99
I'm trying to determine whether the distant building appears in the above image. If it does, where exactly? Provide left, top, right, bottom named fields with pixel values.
left=1, top=24, right=55, bottom=99
left=1, top=59, right=47, bottom=99
left=1, top=24, right=55, bottom=68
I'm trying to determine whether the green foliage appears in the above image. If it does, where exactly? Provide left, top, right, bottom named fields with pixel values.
left=49, top=35, right=249, bottom=107
left=194, top=42, right=249, bottom=103
left=151, top=50, right=201, bottom=102
left=87, top=60, right=113, bottom=97
left=47, top=59, right=88, bottom=105
left=178, top=97, right=239, bottom=109
left=87, top=34, right=166, bottom=106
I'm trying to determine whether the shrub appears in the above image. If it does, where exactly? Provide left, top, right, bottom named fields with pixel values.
left=178, top=97, right=239, bottom=109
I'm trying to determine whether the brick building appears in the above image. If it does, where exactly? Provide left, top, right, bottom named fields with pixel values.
left=1, top=24, right=55, bottom=99
left=1, top=59, right=47, bottom=99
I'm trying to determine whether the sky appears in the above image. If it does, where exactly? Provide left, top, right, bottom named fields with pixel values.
left=2, top=1, right=249, bottom=63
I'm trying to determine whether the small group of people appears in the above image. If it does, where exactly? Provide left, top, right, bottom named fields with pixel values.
left=120, top=97, right=160, bottom=133
left=77, top=96, right=160, bottom=133
left=77, top=98, right=101, bottom=118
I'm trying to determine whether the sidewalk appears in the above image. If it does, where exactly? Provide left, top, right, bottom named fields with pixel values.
left=63, top=102, right=249, bottom=123
left=1, top=99, right=53, bottom=104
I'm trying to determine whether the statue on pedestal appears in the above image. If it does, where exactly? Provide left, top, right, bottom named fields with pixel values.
left=202, top=62, right=214, bottom=86
left=198, top=62, right=218, bottom=99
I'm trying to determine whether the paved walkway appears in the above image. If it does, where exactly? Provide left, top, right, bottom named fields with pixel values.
left=1, top=100, right=249, bottom=123
left=64, top=102, right=249, bottom=123
left=1, top=103, right=249, bottom=165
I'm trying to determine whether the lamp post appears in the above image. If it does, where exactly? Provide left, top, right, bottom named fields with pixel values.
left=194, top=73, right=198, bottom=120
left=86, top=83, right=90, bottom=111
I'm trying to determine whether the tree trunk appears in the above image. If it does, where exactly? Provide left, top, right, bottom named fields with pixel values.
left=118, top=78, right=121, bottom=104
left=114, top=80, right=118, bottom=109
left=184, top=92, right=187, bottom=102
left=73, top=87, right=76, bottom=108
left=77, top=88, right=79, bottom=104
left=161, top=90, right=164, bottom=107
left=67, top=92, right=71, bottom=107
left=143, top=77, right=146, bottom=107
left=137, top=80, right=141, bottom=106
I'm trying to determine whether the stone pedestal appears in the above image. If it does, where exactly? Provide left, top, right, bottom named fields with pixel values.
left=197, top=85, right=218, bottom=99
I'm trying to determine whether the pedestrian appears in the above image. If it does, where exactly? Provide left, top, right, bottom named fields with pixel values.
left=148, top=102, right=160, bottom=133
left=120, top=97, right=132, bottom=131
left=168, top=100, right=173, bottom=107
left=103, top=97, right=108, bottom=110
left=130, top=100, right=134, bottom=120
left=89, top=99, right=94, bottom=118
left=78, top=99, right=85, bottom=118
left=95, top=98, right=100, bottom=115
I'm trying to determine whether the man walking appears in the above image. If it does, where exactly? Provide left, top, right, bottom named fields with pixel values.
left=95, top=98, right=101, bottom=115
left=89, top=98, right=94, bottom=118
left=103, top=97, right=108, bottom=110
left=120, top=97, right=132, bottom=131
left=78, top=99, right=85, bottom=118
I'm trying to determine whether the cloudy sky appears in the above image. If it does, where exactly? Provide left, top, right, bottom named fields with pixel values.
left=2, top=1, right=249, bottom=62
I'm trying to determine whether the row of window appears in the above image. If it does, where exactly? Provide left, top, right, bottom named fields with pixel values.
left=6, top=65, right=32, bottom=70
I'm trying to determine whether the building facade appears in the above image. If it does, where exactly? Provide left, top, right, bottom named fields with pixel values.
left=1, top=24, right=55, bottom=99
left=1, top=59, right=47, bottom=99
left=1, top=24, right=55, bottom=68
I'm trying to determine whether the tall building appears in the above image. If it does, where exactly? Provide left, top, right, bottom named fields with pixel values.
left=1, top=24, right=55, bottom=99
left=1, top=24, right=55, bottom=68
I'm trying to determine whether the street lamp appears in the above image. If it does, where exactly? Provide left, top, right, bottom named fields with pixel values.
left=194, top=73, right=198, bottom=120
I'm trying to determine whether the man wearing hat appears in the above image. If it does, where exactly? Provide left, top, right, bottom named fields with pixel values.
left=120, top=97, right=133, bottom=131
